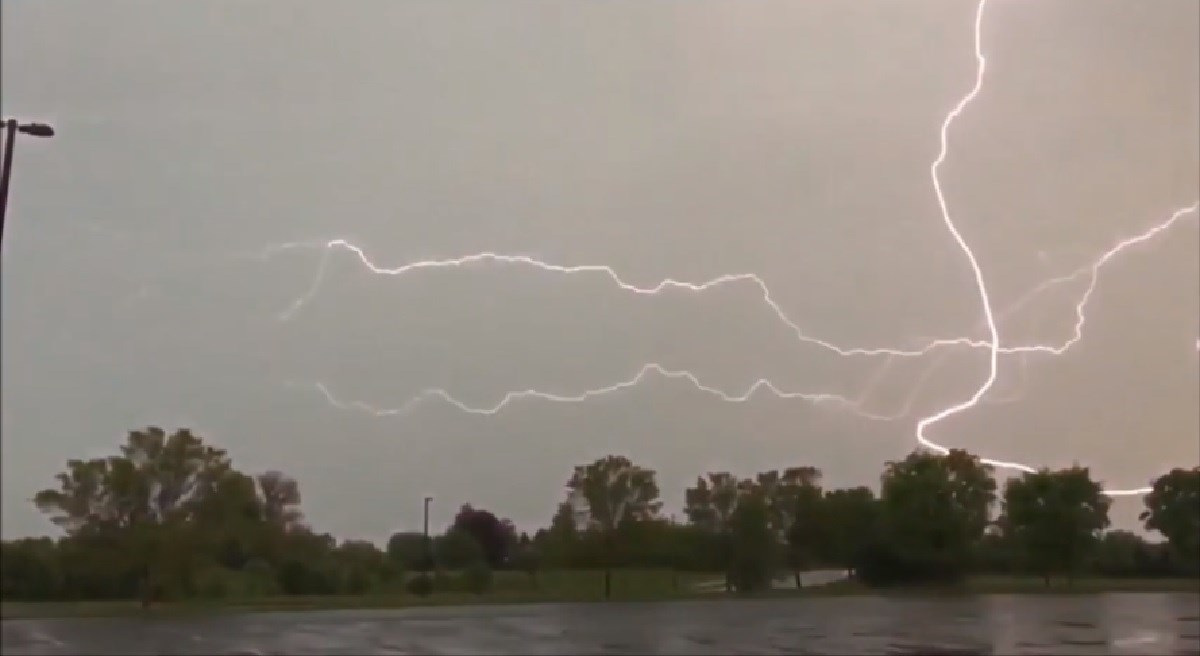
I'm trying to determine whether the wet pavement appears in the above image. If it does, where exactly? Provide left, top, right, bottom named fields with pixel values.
left=3, top=592, right=1198, bottom=655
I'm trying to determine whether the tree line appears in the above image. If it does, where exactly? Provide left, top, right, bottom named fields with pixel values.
left=1, top=427, right=1196, bottom=604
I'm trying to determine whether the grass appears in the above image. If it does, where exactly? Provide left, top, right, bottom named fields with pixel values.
left=3, top=571, right=1196, bottom=620
left=962, top=575, right=1200, bottom=595
left=0, top=569, right=706, bottom=620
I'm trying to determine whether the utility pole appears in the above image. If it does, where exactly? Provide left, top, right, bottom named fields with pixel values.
left=0, top=118, right=55, bottom=247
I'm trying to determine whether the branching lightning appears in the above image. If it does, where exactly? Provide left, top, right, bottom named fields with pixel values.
left=283, top=203, right=1194, bottom=426
left=267, top=203, right=1197, bottom=361
left=914, top=0, right=1008, bottom=474
left=909, top=0, right=1189, bottom=497
left=265, top=0, right=1198, bottom=497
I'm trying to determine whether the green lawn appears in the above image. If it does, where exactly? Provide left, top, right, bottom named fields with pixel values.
left=3, top=572, right=1196, bottom=620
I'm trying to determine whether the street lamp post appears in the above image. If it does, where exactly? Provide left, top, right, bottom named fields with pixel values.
left=423, top=496, right=433, bottom=573
left=0, top=118, right=56, bottom=246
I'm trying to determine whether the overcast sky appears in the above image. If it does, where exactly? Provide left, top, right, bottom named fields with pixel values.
left=2, top=0, right=1197, bottom=543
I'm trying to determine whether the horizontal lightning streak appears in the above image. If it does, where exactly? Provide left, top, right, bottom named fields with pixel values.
left=290, top=363, right=902, bottom=421
left=265, top=202, right=1195, bottom=359
left=290, top=201, right=1195, bottom=426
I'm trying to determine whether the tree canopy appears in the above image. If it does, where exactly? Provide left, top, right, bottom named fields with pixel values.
left=4, top=429, right=1195, bottom=605
left=1139, top=467, right=1200, bottom=573
left=1001, top=466, right=1111, bottom=584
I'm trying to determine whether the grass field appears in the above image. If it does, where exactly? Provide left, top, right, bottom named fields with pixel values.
left=961, top=575, right=1200, bottom=595
left=0, top=569, right=707, bottom=620
left=2, top=571, right=1196, bottom=620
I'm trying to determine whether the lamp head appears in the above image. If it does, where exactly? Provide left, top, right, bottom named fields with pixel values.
left=17, top=123, right=55, bottom=138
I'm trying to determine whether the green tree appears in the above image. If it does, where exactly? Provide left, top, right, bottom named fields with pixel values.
left=386, top=532, right=426, bottom=571
left=1092, top=530, right=1148, bottom=577
left=276, top=530, right=340, bottom=595
left=512, top=533, right=540, bottom=589
left=870, top=449, right=996, bottom=585
left=256, top=470, right=305, bottom=532
left=756, top=467, right=822, bottom=538
left=817, top=486, right=878, bottom=578
left=0, top=538, right=62, bottom=600
left=684, top=472, right=747, bottom=529
left=727, top=491, right=776, bottom=593
left=193, top=470, right=265, bottom=572
left=435, top=528, right=485, bottom=570
left=334, top=540, right=390, bottom=594
left=33, top=427, right=232, bottom=606
left=684, top=472, right=752, bottom=590
left=785, top=478, right=825, bottom=588
left=1139, top=467, right=1200, bottom=574
left=1001, top=466, right=1111, bottom=586
left=566, top=455, right=662, bottom=598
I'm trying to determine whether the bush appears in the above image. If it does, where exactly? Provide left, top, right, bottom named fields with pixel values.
left=463, top=561, right=493, bottom=594
left=406, top=573, right=434, bottom=597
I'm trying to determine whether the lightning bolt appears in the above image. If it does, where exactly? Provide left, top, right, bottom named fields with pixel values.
left=910, top=0, right=1194, bottom=497
left=266, top=0, right=1196, bottom=498
left=914, top=0, right=1010, bottom=475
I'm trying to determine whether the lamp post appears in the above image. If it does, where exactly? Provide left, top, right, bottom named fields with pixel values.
left=423, top=495, right=433, bottom=573
left=0, top=118, right=55, bottom=246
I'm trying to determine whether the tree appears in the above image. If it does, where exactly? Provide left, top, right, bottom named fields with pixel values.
left=452, top=504, right=516, bottom=569
left=684, top=472, right=753, bottom=591
left=276, top=529, right=340, bottom=595
left=1139, top=467, right=1200, bottom=573
left=334, top=540, right=391, bottom=594
left=536, top=502, right=581, bottom=568
left=1093, top=530, right=1149, bottom=578
left=757, top=467, right=822, bottom=539
left=0, top=538, right=62, bottom=601
left=870, top=449, right=996, bottom=585
left=785, top=478, right=825, bottom=588
left=193, top=470, right=266, bottom=571
left=33, top=427, right=232, bottom=606
left=386, top=532, right=427, bottom=571
left=727, top=491, right=776, bottom=593
left=684, top=472, right=748, bottom=530
left=566, top=455, right=662, bottom=598
left=1001, top=466, right=1111, bottom=586
left=256, top=471, right=305, bottom=532
left=816, top=486, right=878, bottom=578
left=435, top=528, right=484, bottom=571
left=512, top=533, right=540, bottom=589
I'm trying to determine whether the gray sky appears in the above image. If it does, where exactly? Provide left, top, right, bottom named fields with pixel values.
left=2, top=0, right=1197, bottom=543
